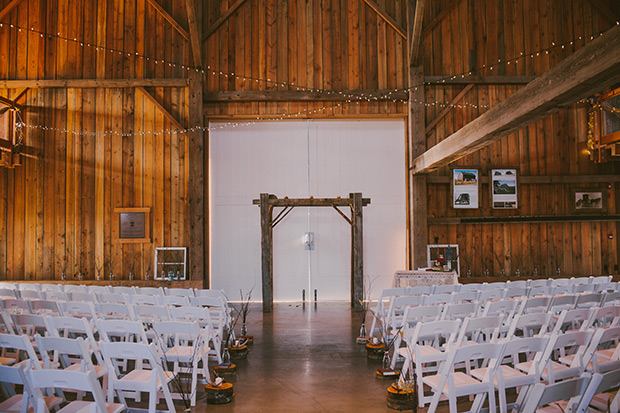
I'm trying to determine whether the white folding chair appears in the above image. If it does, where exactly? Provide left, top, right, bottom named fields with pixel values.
left=62, top=285, right=85, bottom=294
left=487, top=281, right=507, bottom=289
left=589, top=305, right=620, bottom=329
left=152, top=320, right=212, bottom=406
left=131, top=305, right=171, bottom=323
left=169, top=306, right=223, bottom=361
left=58, top=301, right=97, bottom=319
left=44, top=316, right=104, bottom=365
left=574, top=292, right=604, bottom=309
left=527, top=286, right=554, bottom=297
left=573, top=283, right=595, bottom=294
left=396, top=319, right=461, bottom=408
left=0, top=333, right=41, bottom=372
left=422, top=293, right=453, bottom=306
left=548, top=294, right=578, bottom=314
left=165, top=287, right=194, bottom=297
left=42, top=291, right=68, bottom=301
left=471, top=336, right=549, bottom=413
left=450, top=291, right=480, bottom=304
left=503, top=287, right=529, bottom=300
left=1, top=298, right=31, bottom=314
left=576, top=361, right=620, bottom=412
left=382, top=296, right=424, bottom=335
left=506, top=280, right=528, bottom=289
left=100, top=341, right=176, bottom=412
left=441, top=302, right=477, bottom=321
left=481, top=299, right=520, bottom=336
left=425, top=342, right=504, bottom=413
left=157, top=295, right=190, bottom=307
left=0, top=363, right=62, bottom=413
left=432, top=284, right=460, bottom=294
left=109, top=286, right=135, bottom=295
left=11, top=313, right=51, bottom=339
left=551, top=308, right=594, bottom=334
left=97, top=319, right=149, bottom=344
left=87, top=285, right=110, bottom=294
left=28, top=300, right=61, bottom=316
left=550, top=278, right=572, bottom=288
left=590, top=275, right=613, bottom=284
left=505, top=312, right=552, bottom=339
left=478, top=288, right=505, bottom=303
left=582, top=326, right=620, bottom=372
left=19, top=290, right=43, bottom=300
left=127, top=294, right=159, bottom=306
left=0, top=288, right=17, bottom=299
left=96, top=302, right=134, bottom=320
left=454, top=316, right=503, bottom=347
left=528, top=279, right=550, bottom=288
left=26, top=368, right=125, bottom=413
left=518, top=296, right=552, bottom=315
left=520, top=374, right=591, bottom=413
left=138, top=287, right=164, bottom=296
left=459, top=283, right=483, bottom=293
left=68, top=291, right=97, bottom=303
left=97, top=293, right=127, bottom=304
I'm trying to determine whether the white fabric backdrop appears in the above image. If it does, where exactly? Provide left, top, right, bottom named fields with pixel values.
left=209, top=119, right=406, bottom=302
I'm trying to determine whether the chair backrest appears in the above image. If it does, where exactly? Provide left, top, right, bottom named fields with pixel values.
left=519, top=296, right=552, bottom=314
left=62, top=285, right=85, bottom=294
left=34, top=334, right=94, bottom=371
left=455, top=316, right=503, bottom=346
left=585, top=326, right=620, bottom=373
left=477, top=288, right=505, bottom=303
left=194, top=288, right=228, bottom=301
left=0, top=333, right=41, bottom=368
left=590, top=305, right=620, bottom=329
left=590, top=275, right=613, bottom=284
left=552, top=308, right=594, bottom=334
left=528, top=279, right=550, bottom=288
left=97, top=319, right=149, bottom=343
left=96, top=292, right=127, bottom=304
left=28, top=300, right=61, bottom=315
left=127, top=294, right=159, bottom=306
left=548, top=294, right=577, bottom=314
left=521, top=375, right=591, bottom=412
left=404, top=286, right=432, bottom=296
left=109, top=286, right=135, bottom=295
left=421, top=293, right=453, bottom=306
left=450, top=291, right=479, bottom=304
left=573, top=283, right=595, bottom=294
left=487, top=281, right=506, bottom=289
left=138, top=286, right=164, bottom=296
left=42, top=291, right=68, bottom=301
left=131, top=304, right=171, bottom=322
left=527, top=286, right=554, bottom=297
left=26, top=368, right=110, bottom=413
left=506, top=312, right=552, bottom=339
left=86, top=285, right=110, bottom=294
left=165, top=287, right=195, bottom=297
left=503, top=287, right=529, bottom=300
left=409, top=319, right=461, bottom=348
left=441, top=302, right=477, bottom=321
left=58, top=301, right=97, bottom=319
left=169, top=306, right=217, bottom=334
left=577, top=363, right=620, bottom=412
left=1, top=298, right=31, bottom=314
left=432, top=284, right=460, bottom=294
left=506, top=280, right=528, bottom=289
left=0, top=288, right=17, bottom=298
left=157, top=295, right=189, bottom=307
left=498, top=336, right=549, bottom=379
left=399, top=305, right=442, bottom=329
left=44, top=315, right=102, bottom=363
left=96, top=302, right=133, bottom=319
left=550, top=278, right=571, bottom=287
left=458, top=283, right=483, bottom=293
left=68, top=291, right=97, bottom=303
left=11, top=313, right=50, bottom=337
left=543, top=331, right=594, bottom=383
left=575, top=292, right=604, bottom=309
left=19, top=290, right=43, bottom=300
left=482, top=298, right=519, bottom=319
left=39, top=284, right=63, bottom=293
left=99, top=341, right=166, bottom=379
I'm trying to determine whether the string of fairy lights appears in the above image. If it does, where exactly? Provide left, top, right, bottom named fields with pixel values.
left=1, top=20, right=617, bottom=137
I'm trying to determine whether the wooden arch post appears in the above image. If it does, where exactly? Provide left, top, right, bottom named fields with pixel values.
left=253, top=193, right=371, bottom=313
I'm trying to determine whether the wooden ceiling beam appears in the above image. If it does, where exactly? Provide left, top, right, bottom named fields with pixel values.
left=425, top=83, right=474, bottom=134
left=202, top=0, right=247, bottom=42
left=0, top=79, right=189, bottom=88
left=361, top=0, right=407, bottom=39
left=408, top=0, right=426, bottom=65
left=136, top=87, right=185, bottom=130
left=0, top=0, right=25, bottom=21
left=204, top=89, right=409, bottom=102
left=185, top=0, right=202, bottom=68
left=412, top=24, right=620, bottom=174
left=425, top=75, right=535, bottom=85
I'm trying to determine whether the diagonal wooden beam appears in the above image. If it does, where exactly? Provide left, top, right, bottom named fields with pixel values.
left=136, top=86, right=185, bottom=130
left=202, top=0, right=247, bottom=42
left=145, top=0, right=189, bottom=40
left=408, top=0, right=426, bottom=65
left=0, top=0, right=25, bottom=21
left=11, top=88, right=28, bottom=103
left=587, top=0, right=619, bottom=22
left=425, top=84, right=474, bottom=134
left=361, top=0, right=407, bottom=39
left=422, top=0, right=463, bottom=36
left=185, top=0, right=202, bottom=68
left=412, top=24, right=620, bottom=174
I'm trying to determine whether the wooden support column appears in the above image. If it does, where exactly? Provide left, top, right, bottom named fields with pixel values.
left=351, top=193, right=364, bottom=311
left=187, top=71, right=205, bottom=286
left=259, top=193, right=274, bottom=312
left=408, top=0, right=428, bottom=270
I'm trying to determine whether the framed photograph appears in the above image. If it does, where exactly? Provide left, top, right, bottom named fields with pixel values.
left=452, top=168, right=479, bottom=209
left=491, top=168, right=518, bottom=209
left=113, top=207, right=151, bottom=243
left=571, top=188, right=607, bottom=214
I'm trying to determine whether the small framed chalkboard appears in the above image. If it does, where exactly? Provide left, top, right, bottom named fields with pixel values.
left=113, top=207, right=151, bottom=243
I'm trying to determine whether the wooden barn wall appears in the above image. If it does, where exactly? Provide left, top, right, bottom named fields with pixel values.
left=0, top=0, right=619, bottom=281
left=0, top=0, right=190, bottom=281
left=421, top=0, right=620, bottom=278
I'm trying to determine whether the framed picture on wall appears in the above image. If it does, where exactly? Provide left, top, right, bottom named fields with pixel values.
left=452, top=168, right=479, bottom=209
left=491, top=168, right=518, bottom=209
left=571, top=188, right=607, bottom=214
left=113, top=207, right=151, bottom=243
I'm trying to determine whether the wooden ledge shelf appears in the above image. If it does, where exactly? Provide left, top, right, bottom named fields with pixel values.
left=8, top=279, right=203, bottom=289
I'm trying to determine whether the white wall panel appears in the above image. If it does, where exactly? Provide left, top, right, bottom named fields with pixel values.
left=209, top=119, right=406, bottom=302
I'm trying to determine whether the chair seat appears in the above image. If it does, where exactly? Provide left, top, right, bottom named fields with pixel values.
left=57, top=400, right=126, bottom=413
left=471, top=365, right=526, bottom=383
left=0, top=394, right=63, bottom=412
left=121, top=369, right=175, bottom=386
left=166, top=345, right=200, bottom=361
left=516, top=360, right=568, bottom=378
left=423, top=371, right=482, bottom=394
left=65, top=363, right=108, bottom=378
left=0, top=356, right=16, bottom=365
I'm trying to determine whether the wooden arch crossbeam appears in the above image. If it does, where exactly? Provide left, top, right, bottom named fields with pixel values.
left=253, top=193, right=371, bottom=313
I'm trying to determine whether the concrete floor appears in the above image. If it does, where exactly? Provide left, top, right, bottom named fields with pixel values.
left=193, top=302, right=402, bottom=412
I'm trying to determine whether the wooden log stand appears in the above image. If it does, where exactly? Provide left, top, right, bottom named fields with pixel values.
left=228, top=344, right=249, bottom=360
left=213, top=363, right=237, bottom=378
left=386, top=384, right=416, bottom=411
left=376, top=368, right=400, bottom=380
left=366, top=342, right=386, bottom=360
left=204, top=382, right=235, bottom=404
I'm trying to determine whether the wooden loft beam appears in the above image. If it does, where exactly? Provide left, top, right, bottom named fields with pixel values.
left=588, top=0, right=619, bottom=22
left=425, top=75, right=535, bottom=84
left=0, top=0, right=25, bottom=21
left=422, top=0, right=463, bottom=36
left=185, top=0, right=202, bottom=68
left=203, top=89, right=409, bottom=102
left=361, top=0, right=407, bottom=39
left=252, top=196, right=371, bottom=208
left=411, top=24, right=620, bottom=174
left=408, top=0, right=426, bottom=65
left=136, top=87, right=185, bottom=130
left=426, top=174, right=620, bottom=184
left=202, top=0, right=247, bottom=42
left=145, top=0, right=189, bottom=40
left=425, top=84, right=474, bottom=134
left=0, top=79, right=189, bottom=88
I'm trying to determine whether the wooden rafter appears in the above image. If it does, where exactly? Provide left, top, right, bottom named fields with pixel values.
left=362, top=0, right=406, bottom=39
left=425, top=75, right=535, bottom=85
left=422, top=0, right=463, bottom=36
left=425, top=84, right=474, bottom=134
left=145, top=0, right=189, bottom=40
left=408, top=0, right=426, bottom=65
left=203, top=89, right=409, bottom=102
left=0, top=0, right=25, bottom=21
left=136, top=87, right=186, bottom=130
left=185, top=0, right=202, bottom=68
left=588, top=0, right=619, bottom=22
left=412, top=24, right=620, bottom=174
left=202, top=0, right=247, bottom=42
left=0, top=79, right=188, bottom=88
left=0, top=95, right=21, bottom=110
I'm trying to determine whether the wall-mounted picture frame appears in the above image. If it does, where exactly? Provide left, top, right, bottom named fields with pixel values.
left=452, top=168, right=479, bottom=209
left=491, top=168, right=518, bottom=209
left=113, top=207, right=151, bottom=243
left=571, top=188, right=607, bottom=214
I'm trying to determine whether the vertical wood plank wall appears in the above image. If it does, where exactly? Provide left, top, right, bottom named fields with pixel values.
left=0, top=0, right=618, bottom=281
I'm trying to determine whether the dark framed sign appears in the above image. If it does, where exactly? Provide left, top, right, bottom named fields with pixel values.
left=113, top=207, right=151, bottom=243
left=571, top=188, right=607, bottom=214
